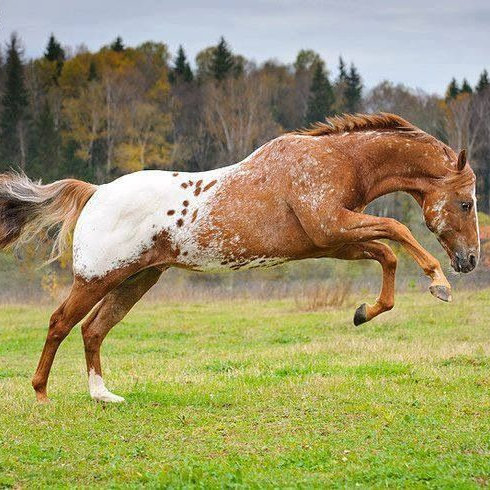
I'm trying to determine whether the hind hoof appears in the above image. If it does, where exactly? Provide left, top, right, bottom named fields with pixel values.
left=353, top=303, right=368, bottom=326
left=429, top=285, right=452, bottom=302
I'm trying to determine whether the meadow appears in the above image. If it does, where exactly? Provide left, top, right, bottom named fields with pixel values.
left=0, top=289, right=488, bottom=488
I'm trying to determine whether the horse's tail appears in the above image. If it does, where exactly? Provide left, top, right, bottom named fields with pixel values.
left=0, top=172, right=97, bottom=262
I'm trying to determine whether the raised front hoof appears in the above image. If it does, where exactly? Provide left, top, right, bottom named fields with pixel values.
left=353, top=303, right=368, bottom=326
left=429, top=285, right=452, bottom=302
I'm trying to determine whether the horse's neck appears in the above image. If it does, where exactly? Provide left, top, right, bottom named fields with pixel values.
left=359, top=134, right=442, bottom=206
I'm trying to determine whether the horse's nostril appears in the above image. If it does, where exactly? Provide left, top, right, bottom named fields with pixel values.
left=469, top=254, right=476, bottom=268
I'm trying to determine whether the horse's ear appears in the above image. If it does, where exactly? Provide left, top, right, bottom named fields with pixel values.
left=457, top=149, right=467, bottom=171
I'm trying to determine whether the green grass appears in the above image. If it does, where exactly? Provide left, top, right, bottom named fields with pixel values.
left=0, top=290, right=489, bottom=488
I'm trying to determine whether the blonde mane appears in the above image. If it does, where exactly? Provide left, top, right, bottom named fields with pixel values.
left=293, top=112, right=421, bottom=137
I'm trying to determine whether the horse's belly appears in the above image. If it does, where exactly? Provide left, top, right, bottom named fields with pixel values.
left=181, top=249, right=288, bottom=273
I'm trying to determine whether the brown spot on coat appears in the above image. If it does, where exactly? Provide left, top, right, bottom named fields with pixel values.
left=172, top=172, right=179, bottom=177
left=167, top=210, right=175, bottom=215
left=176, top=218, right=184, bottom=227
left=182, top=209, right=188, bottom=216
left=203, top=180, right=217, bottom=192
left=191, top=209, right=198, bottom=223
left=181, top=183, right=188, bottom=189
left=194, top=187, right=201, bottom=197
left=183, top=200, right=189, bottom=207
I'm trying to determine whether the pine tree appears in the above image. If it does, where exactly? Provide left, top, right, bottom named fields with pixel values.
left=476, top=70, right=489, bottom=93
left=110, top=36, right=124, bottom=52
left=338, top=56, right=347, bottom=82
left=446, top=78, right=460, bottom=100
left=44, top=34, right=65, bottom=62
left=44, top=34, right=65, bottom=80
left=171, top=45, right=193, bottom=83
left=461, top=78, right=473, bottom=94
left=211, top=37, right=234, bottom=81
left=344, top=63, right=362, bottom=113
left=0, top=34, right=29, bottom=170
left=305, top=62, right=334, bottom=124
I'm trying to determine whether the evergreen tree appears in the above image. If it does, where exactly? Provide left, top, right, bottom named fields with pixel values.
left=338, top=56, right=348, bottom=82
left=0, top=48, right=4, bottom=92
left=476, top=69, right=489, bottom=93
left=446, top=78, right=460, bottom=100
left=461, top=78, right=473, bottom=94
left=344, top=63, right=362, bottom=113
left=88, top=59, right=98, bottom=81
left=44, top=34, right=65, bottom=80
left=171, top=45, right=193, bottom=83
left=0, top=34, right=28, bottom=170
left=110, top=36, right=124, bottom=52
left=211, top=37, right=234, bottom=81
left=44, top=34, right=64, bottom=62
left=29, top=102, right=61, bottom=179
left=305, top=62, right=334, bottom=124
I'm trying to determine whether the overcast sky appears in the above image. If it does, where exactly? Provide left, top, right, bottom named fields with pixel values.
left=2, top=0, right=488, bottom=95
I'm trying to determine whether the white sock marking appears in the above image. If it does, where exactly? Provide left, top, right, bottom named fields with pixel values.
left=88, top=368, right=125, bottom=403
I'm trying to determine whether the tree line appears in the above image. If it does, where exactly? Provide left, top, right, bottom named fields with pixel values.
left=0, top=33, right=489, bottom=213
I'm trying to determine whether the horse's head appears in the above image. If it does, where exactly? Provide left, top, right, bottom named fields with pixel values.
left=422, top=149, right=480, bottom=273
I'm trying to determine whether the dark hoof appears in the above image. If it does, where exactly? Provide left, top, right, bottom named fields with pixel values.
left=353, top=303, right=368, bottom=326
left=429, top=285, right=452, bottom=302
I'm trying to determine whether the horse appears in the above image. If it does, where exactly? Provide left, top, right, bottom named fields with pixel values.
left=0, top=113, right=479, bottom=403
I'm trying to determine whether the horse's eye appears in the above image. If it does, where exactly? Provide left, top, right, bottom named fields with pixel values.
left=460, top=201, right=472, bottom=212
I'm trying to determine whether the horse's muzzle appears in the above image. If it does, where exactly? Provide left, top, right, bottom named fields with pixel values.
left=452, top=250, right=478, bottom=273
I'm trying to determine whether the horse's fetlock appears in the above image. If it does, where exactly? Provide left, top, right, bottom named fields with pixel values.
left=426, top=260, right=441, bottom=276
left=378, top=298, right=394, bottom=311
left=32, top=375, right=45, bottom=392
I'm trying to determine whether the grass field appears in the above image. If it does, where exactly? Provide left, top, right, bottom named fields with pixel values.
left=0, top=289, right=489, bottom=488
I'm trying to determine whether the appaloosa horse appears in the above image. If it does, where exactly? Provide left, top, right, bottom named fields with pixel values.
left=0, top=113, right=479, bottom=403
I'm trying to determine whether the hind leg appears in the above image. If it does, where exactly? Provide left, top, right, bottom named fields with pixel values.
left=81, top=267, right=164, bottom=402
left=31, top=274, right=125, bottom=402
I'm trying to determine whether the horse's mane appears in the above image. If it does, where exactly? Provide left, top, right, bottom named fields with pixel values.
left=293, top=112, right=421, bottom=137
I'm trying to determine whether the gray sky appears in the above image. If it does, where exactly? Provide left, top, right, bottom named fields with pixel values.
left=2, top=0, right=489, bottom=95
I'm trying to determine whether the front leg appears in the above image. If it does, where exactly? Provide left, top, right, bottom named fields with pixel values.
left=294, top=207, right=452, bottom=302
left=332, top=241, right=397, bottom=325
